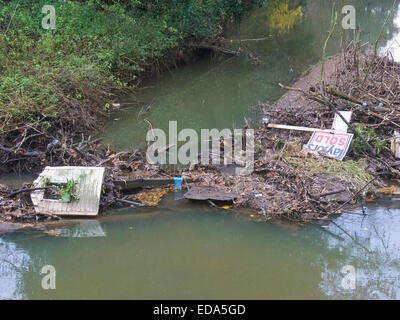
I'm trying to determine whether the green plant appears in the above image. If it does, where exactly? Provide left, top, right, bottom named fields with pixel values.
left=352, top=124, right=389, bottom=156
left=56, top=179, right=79, bottom=203
left=40, top=176, right=49, bottom=187
left=1, top=0, right=263, bottom=131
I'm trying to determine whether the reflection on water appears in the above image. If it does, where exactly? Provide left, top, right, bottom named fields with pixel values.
left=381, top=4, right=400, bottom=60
left=320, top=200, right=400, bottom=299
left=0, top=239, right=30, bottom=299
left=1, top=195, right=400, bottom=299
left=59, top=220, right=106, bottom=238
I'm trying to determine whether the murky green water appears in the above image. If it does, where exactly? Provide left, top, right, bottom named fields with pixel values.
left=2, top=0, right=400, bottom=300
left=102, top=0, right=400, bottom=150
left=1, top=194, right=400, bottom=299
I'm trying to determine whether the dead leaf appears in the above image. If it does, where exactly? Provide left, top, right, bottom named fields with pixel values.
left=135, top=188, right=169, bottom=206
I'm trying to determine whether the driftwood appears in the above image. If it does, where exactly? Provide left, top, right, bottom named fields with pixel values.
left=8, top=187, right=53, bottom=198
left=0, top=144, right=45, bottom=157
left=188, top=44, right=240, bottom=56
left=314, top=188, right=346, bottom=200
left=115, top=198, right=144, bottom=207
left=114, top=178, right=193, bottom=191
left=222, top=37, right=271, bottom=43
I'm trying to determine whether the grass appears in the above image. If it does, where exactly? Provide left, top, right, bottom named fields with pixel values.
left=287, top=155, right=374, bottom=191
left=0, top=0, right=265, bottom=133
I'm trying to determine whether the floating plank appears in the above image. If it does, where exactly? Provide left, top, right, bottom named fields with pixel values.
left=114, top=177, right=193, bottom=191
left=184, top=186, right=237, bottom=201
left=31, top=166, right=105, bottom=216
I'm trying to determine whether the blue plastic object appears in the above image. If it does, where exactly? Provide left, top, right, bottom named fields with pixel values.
left=47, top=139, right=59, bottom=148
left=174, top=177, right=183, bottom=191
left=378, top=103, right=383, bottom=108
left=362, top=103, right=367, bottom=109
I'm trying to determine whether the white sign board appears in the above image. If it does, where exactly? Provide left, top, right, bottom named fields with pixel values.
left=332, top=111, right=352, bottom=133
left=305, top=130, right=354, bottom=161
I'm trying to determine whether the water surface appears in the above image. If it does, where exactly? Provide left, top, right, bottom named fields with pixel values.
left=1, top=195, right=400, bottom=299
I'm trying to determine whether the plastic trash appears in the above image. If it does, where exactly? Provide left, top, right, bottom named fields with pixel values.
left=174, top=176, right=183, bottom=191
left=378, top=103, right=383, bottom=108
left=46, top=139, right=59, bottom=149
left=362, top=103, right=367, bottom=109
left=262, top=117, right=270, bottom=124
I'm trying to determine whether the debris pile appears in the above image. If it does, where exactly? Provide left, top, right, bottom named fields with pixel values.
left=1, top=43, right=400, bottom=224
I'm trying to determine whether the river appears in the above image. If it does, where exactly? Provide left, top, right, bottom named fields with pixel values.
left=1, top=0, right=400, bottom=299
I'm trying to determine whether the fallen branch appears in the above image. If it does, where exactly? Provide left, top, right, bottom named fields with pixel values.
left=188, top=44, right=240, bottom=56
left=115, top=198, right=144, bottom=207
left=278, top=83, right=377, bottom=155
left=222, top=37, right=271, bottom=43
left=329, top=177, right=376, bottom=216
left=315, top=188, right=346, bottom=199
left=8, top=187, right=53, bottom=198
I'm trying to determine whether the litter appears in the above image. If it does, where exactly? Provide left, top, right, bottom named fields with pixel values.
left=268, top=111, right=352, bottom=134
left=31, top=166, right=105, bottom=216
left=331, top=111, right=352, bottom=133
left=304, top=130, right=354, bottom=161
left=174, top=177, right=183, bottom=190
left=391, top=130, right=400, bottom=159
left=114, top=177, right=193, bottom=191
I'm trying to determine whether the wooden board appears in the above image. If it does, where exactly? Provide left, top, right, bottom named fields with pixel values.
left=114, top=177, right=193, bottom=191
left=267, top=123, right=339, bottom=133
left=31, top=166, right=105, bottom=216
left=184, top=186, right=237, bottom=201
